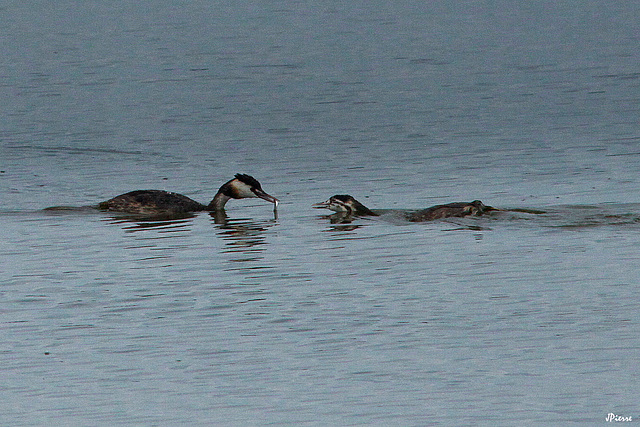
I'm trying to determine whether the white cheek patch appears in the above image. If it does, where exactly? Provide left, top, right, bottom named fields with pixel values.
left=329, top=202, right=348, bottom=213
left=234, top=181, right=257, bottom=198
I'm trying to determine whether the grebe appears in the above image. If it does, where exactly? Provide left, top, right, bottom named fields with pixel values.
left=98, top=174, right=278, bottom=215
left=313, top=195, right=496, bottom=221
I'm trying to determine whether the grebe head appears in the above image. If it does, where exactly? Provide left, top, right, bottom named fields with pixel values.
left=219, top=174, right=279, bottom=204
left=208, top=174, right=278, bottom=211
left=470, top=200, right=498, bottom=213
left=313, top=195, right=356, bottom=213
left=313, top=195, right=376, bottom=216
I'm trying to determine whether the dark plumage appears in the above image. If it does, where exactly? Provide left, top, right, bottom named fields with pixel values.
left=406, top=200, right=494, bottom=221
left=98, top=190, right=206, bottom=215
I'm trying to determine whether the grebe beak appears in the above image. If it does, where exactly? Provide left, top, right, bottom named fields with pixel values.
left=253, top=188, right=279, bottom=205
left=312, top=200, right=330, bottom=209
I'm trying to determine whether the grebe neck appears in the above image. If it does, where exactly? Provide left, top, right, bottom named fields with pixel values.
left=207, top=192, right=231, bottom=211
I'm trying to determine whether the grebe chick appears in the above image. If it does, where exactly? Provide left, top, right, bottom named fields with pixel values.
left=99, top=174, right=278, bottom=215
left=313, top=195, right=378, bottom=216
left=313, top=195, right=496, bottom=221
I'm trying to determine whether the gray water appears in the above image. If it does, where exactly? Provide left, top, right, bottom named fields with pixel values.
left=2, top=1, right=640, bottom=425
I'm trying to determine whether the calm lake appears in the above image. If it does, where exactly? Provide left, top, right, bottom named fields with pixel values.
left=2, top=1, right=640, bottom=425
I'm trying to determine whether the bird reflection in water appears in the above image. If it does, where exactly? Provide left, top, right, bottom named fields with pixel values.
left=103, top=210, right=279, bottom=248
left=212, top=212, right=277, bottom=257
left=104, top=212, right=197, bottom=232
left=314, top=211, right=367, bottom=232
left=327, top=223, right=363, bottom=232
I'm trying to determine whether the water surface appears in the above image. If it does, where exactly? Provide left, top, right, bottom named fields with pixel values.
left=2, top=1, right=640, bottom=425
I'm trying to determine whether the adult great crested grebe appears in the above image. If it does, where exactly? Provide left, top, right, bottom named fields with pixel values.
left=313, top=195, right=496, bottom=221
left=98, top=174, right=278, bottom=215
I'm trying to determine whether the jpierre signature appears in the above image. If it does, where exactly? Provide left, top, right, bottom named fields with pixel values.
left=606, top=413, right=632, bottom=422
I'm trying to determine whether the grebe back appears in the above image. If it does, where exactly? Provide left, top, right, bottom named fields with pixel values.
left=406, top=200, right=495, bottom=221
